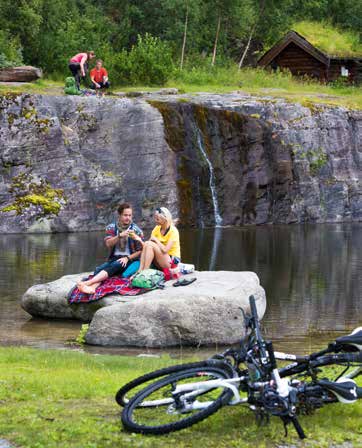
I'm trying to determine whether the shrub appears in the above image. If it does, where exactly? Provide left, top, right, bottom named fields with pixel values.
left=0, top=30, right=23, bottom=68
left=112, top=33, right=174, bottom=86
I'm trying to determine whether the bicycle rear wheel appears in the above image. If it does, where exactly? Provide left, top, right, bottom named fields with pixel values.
left=121, top=364, right=236, bottom=435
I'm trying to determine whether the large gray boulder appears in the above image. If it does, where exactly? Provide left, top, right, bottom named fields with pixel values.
left=85, top=271, right=266, bottom=347
left=22, top=271, right=266, bottom=347
left=22, top=272, right=125, bottom=322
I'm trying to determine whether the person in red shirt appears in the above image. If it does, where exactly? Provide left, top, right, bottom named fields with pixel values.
left=90, top=59, right=110, bottom=93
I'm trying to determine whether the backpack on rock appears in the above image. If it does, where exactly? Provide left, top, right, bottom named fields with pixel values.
left=131, top=269, right=165, bottom=290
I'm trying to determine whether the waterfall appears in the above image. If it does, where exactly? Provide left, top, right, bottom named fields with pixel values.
left=196, top=131, right=222, bottom=226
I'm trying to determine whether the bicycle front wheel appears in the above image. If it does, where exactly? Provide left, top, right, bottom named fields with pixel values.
left=121, top=364, right=236, bottom=435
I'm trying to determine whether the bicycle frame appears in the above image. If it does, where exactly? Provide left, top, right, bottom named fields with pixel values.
left=172, top=376, right=247, bottom=407
left=121, top=296, right=362, bottom=439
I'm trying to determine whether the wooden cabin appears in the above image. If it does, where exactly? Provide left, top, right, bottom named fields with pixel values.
left=258, top=31, right=362, bottom=84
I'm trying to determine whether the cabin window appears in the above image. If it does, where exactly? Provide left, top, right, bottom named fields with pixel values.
left=341, top=66, right=349, bottom=77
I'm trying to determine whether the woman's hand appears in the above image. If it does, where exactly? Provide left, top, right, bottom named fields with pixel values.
left=129, top=232, right=141, bottom=241
left=150, top=236, right=159, bottom=243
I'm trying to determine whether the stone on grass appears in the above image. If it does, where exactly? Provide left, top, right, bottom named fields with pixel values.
left=0, top=66, right=42, bottom=82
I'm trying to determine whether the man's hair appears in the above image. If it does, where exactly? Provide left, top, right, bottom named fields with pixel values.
left=96, top=59, right=103, bottom=64
left=117, top=202, right=132, bottom=215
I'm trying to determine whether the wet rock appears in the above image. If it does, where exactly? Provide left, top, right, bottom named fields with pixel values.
left=0, top=66, right=42, bottom=82
left=21, top=271, right=266, bottom=347
left=85, top=271, right=266, bottom=347
left=152, top=95, right=362, bottom=226
left=0, top=92, right=361, bottom=233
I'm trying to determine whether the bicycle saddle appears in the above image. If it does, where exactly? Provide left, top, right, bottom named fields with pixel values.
left=335, top=327, right=362, bottom=351
left=318, top=378, right=358, bottom=404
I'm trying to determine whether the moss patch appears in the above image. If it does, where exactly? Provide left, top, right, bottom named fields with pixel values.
left=1, top=171, right=66, bottom=220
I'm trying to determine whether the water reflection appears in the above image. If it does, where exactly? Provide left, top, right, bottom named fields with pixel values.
left=0, top=224, right=361, bottom=355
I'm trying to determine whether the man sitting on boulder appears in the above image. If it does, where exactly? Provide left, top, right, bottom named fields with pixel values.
left=90, top=59, right=110, bottom=95
left=77, top=203, right=144, bottom=294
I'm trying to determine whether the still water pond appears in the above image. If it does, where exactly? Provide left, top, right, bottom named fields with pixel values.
left=0, top=224, right=361, bottom=356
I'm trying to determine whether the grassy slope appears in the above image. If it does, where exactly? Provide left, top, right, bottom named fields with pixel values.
left=1, top=64, right=362, bottom=110
left=0, top=347, right=361, bottom=448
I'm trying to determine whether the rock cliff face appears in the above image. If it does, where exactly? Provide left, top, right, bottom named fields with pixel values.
left=0, top=93, right=178, bottom=232
left=0, top=92, right=360, bottom=232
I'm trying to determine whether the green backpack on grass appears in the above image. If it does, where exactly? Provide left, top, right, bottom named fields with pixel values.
left=64, top=77, right=81, bottom=95
left=131, top=269, right=165, bottom=289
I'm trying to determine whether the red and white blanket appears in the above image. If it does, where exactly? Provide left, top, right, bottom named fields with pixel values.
left=68, top=276, right=148, bottom=304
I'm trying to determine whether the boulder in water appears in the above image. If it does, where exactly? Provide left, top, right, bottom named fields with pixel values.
left=22, top=270, right=266, bottom=347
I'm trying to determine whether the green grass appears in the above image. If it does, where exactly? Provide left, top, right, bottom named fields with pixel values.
left=0, top=347, right=361, bottom=448
left=1, top=65, right=362, bottom=109
left=0, top=79, right=65, bottom=96
left=169, top=65, right=362, bottom=109
left=292, top=21, right=362, bottom=57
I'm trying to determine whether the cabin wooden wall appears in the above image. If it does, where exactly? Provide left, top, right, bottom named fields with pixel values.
left=328, top=60, right=361, bottom=83
left=273, top=42, right=327, bottom=80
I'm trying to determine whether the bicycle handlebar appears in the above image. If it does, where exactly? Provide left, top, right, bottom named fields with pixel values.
left=249, top=295, right=267, bottom=359
left=310, top=351, right=362, bottom=368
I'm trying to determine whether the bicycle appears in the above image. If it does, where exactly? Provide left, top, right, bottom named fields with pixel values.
left=119, top=296, right=362, bottom=439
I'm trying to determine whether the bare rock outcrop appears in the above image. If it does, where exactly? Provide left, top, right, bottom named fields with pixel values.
left=0, top=92, right=360, bottom=233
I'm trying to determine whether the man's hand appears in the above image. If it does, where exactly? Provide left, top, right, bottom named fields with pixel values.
left=119, top=230, right=130, bottom=238
left=95, top=82, right=101, bottom=89
left=117, top=256, right=129, bottom=267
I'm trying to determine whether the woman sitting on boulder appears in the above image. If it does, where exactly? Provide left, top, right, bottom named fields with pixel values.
left=134, top=207, right=181, bottom=273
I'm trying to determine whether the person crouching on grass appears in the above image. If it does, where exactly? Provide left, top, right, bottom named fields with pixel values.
left=90, top=59, right=110, bottom=95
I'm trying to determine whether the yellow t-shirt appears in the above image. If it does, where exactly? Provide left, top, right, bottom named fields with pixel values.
left=151, top=225, right=181, bottom=258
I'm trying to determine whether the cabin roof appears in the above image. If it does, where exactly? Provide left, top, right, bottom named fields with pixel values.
left=258, top=30, right=362, bottom=67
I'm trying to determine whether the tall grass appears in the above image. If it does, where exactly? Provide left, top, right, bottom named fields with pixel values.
left=170, top=63, right=362, bottom=109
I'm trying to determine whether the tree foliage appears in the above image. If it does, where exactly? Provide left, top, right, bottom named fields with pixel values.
left=0, top=0, right=360, bottom=82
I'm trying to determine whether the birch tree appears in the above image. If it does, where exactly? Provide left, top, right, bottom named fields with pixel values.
left=180, top=1, right=189, bottom=69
